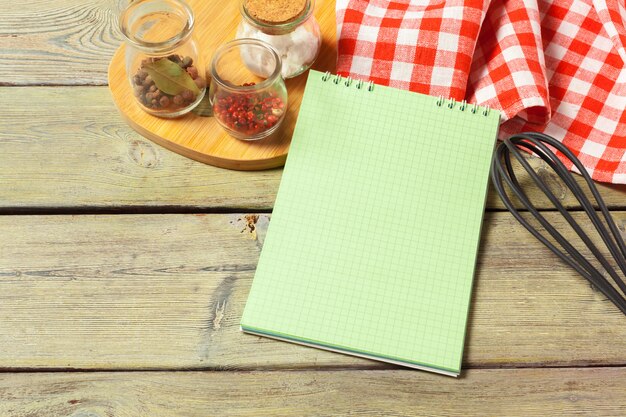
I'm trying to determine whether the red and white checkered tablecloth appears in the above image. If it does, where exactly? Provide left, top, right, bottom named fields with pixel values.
left=336, top=0, right=626, bottom=184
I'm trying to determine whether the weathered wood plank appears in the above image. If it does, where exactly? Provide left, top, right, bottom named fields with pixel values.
left=0, top=0, right=122, bottom=85
left=0, top=87, right=280, bottom=211
left=2, top=87, right=625, bottom=211
left=0, top=212, right=625, bottom=370
left=1, top=368, right=625, bottom=416
left=486, top=158, right=626, bottom=210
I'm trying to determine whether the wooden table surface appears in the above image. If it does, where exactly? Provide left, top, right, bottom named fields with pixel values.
left=2, top=1, right=626, bottom=416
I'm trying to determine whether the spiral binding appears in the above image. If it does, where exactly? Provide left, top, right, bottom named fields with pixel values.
left=321, top=71, right=374, bottom=92
left=436, top=95, right=491, bottom=116
left=320, top=72, right=492, bottom=115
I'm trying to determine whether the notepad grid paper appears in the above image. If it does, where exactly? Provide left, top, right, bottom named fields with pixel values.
left=241, top=71, right=499, bottom=375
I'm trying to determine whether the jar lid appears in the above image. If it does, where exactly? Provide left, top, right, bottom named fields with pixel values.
left=245, top=0, right=307, bottom=24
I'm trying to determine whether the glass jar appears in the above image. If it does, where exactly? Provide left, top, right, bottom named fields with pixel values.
left=210, top=39, right=288, bottom=141
left=236, top=0, right=321, bottom=79
left=119, top=0, right=206, bottom=117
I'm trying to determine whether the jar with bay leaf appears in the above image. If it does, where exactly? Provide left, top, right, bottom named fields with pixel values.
left=119, top=0, right=206, bottom=117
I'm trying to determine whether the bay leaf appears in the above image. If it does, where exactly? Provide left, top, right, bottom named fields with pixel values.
left=144, top=58, right=200, bottom=96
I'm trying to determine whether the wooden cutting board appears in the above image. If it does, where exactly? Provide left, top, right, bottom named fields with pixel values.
left=108, top=0, right=336, bottom=170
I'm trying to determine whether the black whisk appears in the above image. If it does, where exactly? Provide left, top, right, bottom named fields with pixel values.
left=491, top=132, right=626, bottom=315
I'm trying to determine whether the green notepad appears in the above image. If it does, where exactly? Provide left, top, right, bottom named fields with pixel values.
left=241, top=70, right=500, bottom=376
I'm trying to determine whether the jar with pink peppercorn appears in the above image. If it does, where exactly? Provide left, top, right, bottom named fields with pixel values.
left=209, top=39, right=288, bottom=141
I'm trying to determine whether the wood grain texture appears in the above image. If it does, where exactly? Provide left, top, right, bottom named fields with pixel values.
left=1, top=212, right=625, bottom=370
left=108, top=0, right=336, bottom=170
left=0, top=0, right=122, bottom=86
left=486, top=156, right=626, bottom=210
left=4, top=0, right=625, bottom=414
left=0, top=87, right=280, bottom=211
left=1, top=368, right=626, bottom=416
left=1, top=87, right=625, bottom=211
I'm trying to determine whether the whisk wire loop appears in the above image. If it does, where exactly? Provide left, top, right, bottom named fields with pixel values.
left=491, top=132, right=626, bottom=315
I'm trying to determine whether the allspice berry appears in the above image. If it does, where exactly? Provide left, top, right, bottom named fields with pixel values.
left=167, top=54, right=182, bottom=64
left=181, top=89, right=194, bottom=101
left=186, top=66, right=199, bottom=79
left=133, top=85, right=145, bottom=97
left=133, top=55, right=204, bottom=112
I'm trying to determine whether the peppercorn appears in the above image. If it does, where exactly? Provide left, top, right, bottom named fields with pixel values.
left=159, top=95, right=171, bottom=107
left=181, top=90, right=194, bottom=102
left=186, top=66, right=198, bottom=79
left=181, top=56, right=193, bottom=68
left=167, top=54, right=182, bottom=64
left=133, top=55, right=204, bottom=112
left=133, top=85, right=145, bottom=97
left=213, top=84, right=285, bottom=136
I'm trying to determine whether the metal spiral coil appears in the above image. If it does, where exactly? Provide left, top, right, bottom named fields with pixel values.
left=321, top=72, right=374, bottom=91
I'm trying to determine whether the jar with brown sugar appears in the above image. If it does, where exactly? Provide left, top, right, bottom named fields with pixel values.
left=236, top=0, right=322, bottom=79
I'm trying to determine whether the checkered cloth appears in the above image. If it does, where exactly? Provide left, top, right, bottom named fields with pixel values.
left=336, top=0, right=626, bottom=183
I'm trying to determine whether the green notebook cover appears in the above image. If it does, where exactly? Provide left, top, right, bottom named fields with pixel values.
left=241, top=70, right=500, bottom=376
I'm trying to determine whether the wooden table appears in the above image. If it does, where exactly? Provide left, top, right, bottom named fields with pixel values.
left=2, top=1, right=626, bottom=415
